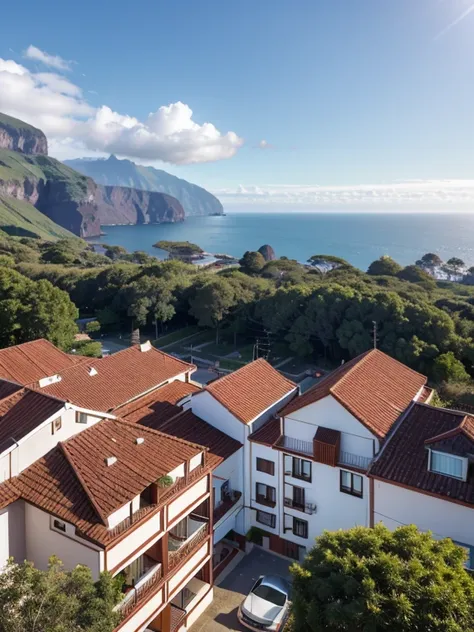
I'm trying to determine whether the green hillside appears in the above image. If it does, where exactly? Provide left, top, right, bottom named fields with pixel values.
left=0, top=112, right=43, bottom=134
left=0, top=195, right=76, bottom=240
left=0, top=148, right=89, bottom=200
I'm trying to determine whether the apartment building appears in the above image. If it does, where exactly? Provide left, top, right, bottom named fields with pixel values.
left=0, top=337, right=472, bottom=631
left=369, top=403, right=474, bottom=569
left=244, top=350, right=431, bottom=560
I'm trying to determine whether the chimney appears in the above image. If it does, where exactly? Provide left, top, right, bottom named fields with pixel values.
left=38, top=374, right=62, bottom=388
left=105, top=456, right=117, bottom=466
left=140, top=341, right=152, bottom=353
left=89, top=367, right=98, bottom=376
left=135, top=437, right=145, bottom=445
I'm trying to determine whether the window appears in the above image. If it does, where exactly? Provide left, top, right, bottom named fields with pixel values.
left=256, top=483, right=276, bottom=507
left=292, top=457, right=311, bottom=482
left=256, top=457, right=275, bottom=476
left=293, top=517, right=308, bottom=538
left=256, top=510, right=276, bottom=528
left=430, top=450, right=466, bottom=480
left=76, top=412, right=88, bottom=424
left=293, top=485, right=305, bottom=510
left=52, top=518, right=66, bottom=533
left=340, top=470, right=363, bottom=498
left=52, top=417, right=62, bottom=434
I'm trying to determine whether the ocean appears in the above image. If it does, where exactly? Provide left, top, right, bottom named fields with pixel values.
left=94, top=212, right=474, bottom=270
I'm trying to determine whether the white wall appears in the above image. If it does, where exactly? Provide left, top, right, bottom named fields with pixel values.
left=186, top=587, right=214, bottom=628
left=25, top=504, right=101, bottom=580
left=168, top=542, right=210, bottom=595
left=107, top=511, right=162, bottom=574
left=168, top=477, right=209, bottom=524
left=191, top=392, right=246, bottom=443
left=213, top=450, right=243, bottom=499
left=116, top=586, right=164, bottom=632
left=374, top=479, right=474, bottom=548
left=249, top=443, right=281, bottom=535
left=284, top=395, right=378, bottom=458
left=0, top=500, right=25, bottom=570
left=247, top=389, right=297, bottom=434
left=108, top=502, right=131, bottom=529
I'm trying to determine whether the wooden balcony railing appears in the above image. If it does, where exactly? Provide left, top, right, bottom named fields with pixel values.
left=109, top=503, right=158, bottom=539
left=168, top=522, right=209, bottom=572
left=170, top=604, right=187, bottom=632
left=116, top=563, right=163, bottom=620
left=284, top=497, right=317, bottom=515
left=213, top=490, right=242, bottom=524
left=158, top=464, right=206, bottom=504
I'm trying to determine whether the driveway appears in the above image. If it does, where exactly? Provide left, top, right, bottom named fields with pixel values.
left=190, top=548, right=292, bottom=631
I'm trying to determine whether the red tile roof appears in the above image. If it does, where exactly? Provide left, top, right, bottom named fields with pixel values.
left=370, top=403, right=474, bottom=506
left=0, top=379, right=23, bottom=402
left=117, top=380, right=201, bottom=425
left=0, top=389, right=65, bottom=451
left=5, top=417, right=205, bottom=544
left=36, top=345, right=195, bottom=412
left=202, top=359, right=297, bottom=424
left=0, top=339, right=84, bottom=385
left=248, top=418, right=281, bottom=446
left=280, top=350, right=427, bottom=440
left=148, top=409, right=242, bottom=469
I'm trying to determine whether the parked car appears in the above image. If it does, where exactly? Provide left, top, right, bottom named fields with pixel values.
left=238, top=575, right=291, bottom=631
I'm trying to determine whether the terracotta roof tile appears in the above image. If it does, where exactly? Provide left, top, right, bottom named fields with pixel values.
left=0, top=389, right=65, bottom=452
left=0, top=479, right=20, bottom=509
left=280, top=350, right=427, bottom=439
left=0, top=379, right=23, bottom=402
left=370, top=404, right=474, bottom=506
left=0, top=339, right=84, bottom=385
left=203, top=359, right=297, bottom=424
left=248, top=418, right=281, bottom=446
left=36, top=345, right=195, bottom=412
left=148, top=409, right=242, bottom=469
left=7, top=417, right=205, bottom=545
left=117, top=380, right=201, bottom=425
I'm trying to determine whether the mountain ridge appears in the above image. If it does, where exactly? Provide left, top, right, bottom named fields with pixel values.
left=65, top=155, right=224, bottom=217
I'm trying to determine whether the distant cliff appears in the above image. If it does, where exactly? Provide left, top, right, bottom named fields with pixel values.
left=0, top=112, right=48, bottom=155
left=95, top=186, right=184, bottom=225
left=0, top=113, right=185, bottom=238
left=65, top=155, right=224, bottom=217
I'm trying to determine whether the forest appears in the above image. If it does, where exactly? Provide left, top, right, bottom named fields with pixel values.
left=1, top=234, right=474, bottom=405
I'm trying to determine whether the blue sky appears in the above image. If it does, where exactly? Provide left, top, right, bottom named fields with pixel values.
left=0, top=0, right=473, bottom=208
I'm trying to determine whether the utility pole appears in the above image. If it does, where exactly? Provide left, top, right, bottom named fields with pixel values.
left=372, top=321, right=378, bottom=350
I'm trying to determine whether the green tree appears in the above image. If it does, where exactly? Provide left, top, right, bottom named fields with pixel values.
left=104, top=245, right=128, bottom=260
left=433, top=351, right=470, bottom=383
left=397, top=265, right=436, bottom=289
left=416, top=252, right=443, bottom=273
left=0, top=556, right=122, bottom=632
left=307, top=254, right=350, bottom=273
left=367, top=255, right=402, bottom=276
left=72, top=340, right=103, bottom=358
left=0, top=268, right=78, bottom=349
left=85, top=320, right=101, bottom=334
left=444, top=257, right=466, bottom=280
left=189, top=277, right=236, bottom=343
left=290, top=524, right=474, bottom=632
left=239, top=250, right=266, bottom=274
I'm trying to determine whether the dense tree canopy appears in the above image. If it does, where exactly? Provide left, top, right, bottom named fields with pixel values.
left=367, top=255, right=402, bottom=276
left=290, top=524, right=474, bottom=632
left=239, top=250, right=266, bottom=274
left=0, top=557, right=122, bottom=632
left=0, top=267, right=78, bottom=349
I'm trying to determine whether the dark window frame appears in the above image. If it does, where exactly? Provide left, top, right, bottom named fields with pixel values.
left=340, top=470, right=363, bottom=498
left=256, top=509, right=276, bottom=529
left=256, top=482, right=277, bottom=507
left=292, top=485, right=305, bottom=510
left=256, top=457, right=275, bottom=476
left=53, top=519, right=66, bottom=533
left=52, top=416, right=62, bottom=434
left=292, top=516, right=308, bottom=539
left=292, top=457, right=312, bottom=482
left=76, top=412, right=88, bottom=424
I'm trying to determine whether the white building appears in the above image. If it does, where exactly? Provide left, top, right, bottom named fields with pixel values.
left=370, top=403, right=474, bottom=569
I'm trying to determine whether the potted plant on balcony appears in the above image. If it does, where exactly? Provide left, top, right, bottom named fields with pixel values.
left=157, top=475, right=173, bottom=488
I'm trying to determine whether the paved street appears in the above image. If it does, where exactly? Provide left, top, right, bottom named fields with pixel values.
left=190, top=548, right=291, bottom=631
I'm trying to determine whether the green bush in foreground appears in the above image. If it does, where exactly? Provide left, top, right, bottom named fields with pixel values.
left=290, top=524, right=474, bottom=632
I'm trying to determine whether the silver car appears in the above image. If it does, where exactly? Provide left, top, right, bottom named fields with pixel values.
left=238, top=575, right=291, bottom=631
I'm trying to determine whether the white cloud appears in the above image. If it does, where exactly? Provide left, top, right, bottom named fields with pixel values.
left=214, top=180, right=474, bottom=209
left=24, top=45, right=72, bottom=71
left=255, top=139, right=273, bottom=149
left=0, top=54, right=243, bottom=165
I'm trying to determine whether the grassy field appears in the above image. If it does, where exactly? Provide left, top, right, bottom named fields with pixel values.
left=153, top=325, right=202, bottom=347
left=0, top=195, right=76, bottom=240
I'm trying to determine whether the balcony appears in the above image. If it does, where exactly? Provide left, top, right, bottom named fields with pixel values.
left=159, top=464, right=206, bottom=505
left=338, top=451, right=373, bottom=471
left=170, top=604, right=187, bottom=632
left=168, top=515, right=209, bottom=572
left=284, top=497, right=317, bottom=515
left=213, top=490, right=242, bottom=524
left=276, top=435, right=313, bottom=457
left=116, top=562, right=163, bottom=621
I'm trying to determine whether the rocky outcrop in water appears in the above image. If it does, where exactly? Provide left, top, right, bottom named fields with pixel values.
left=258, top=244, right=276, bottom=261
left=0, top=112, right=48, bottom=155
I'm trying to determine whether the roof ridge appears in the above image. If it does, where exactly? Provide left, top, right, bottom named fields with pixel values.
left=58, top=442, right=108, bottom=526
left=330, top=350, right=374, bottom=392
